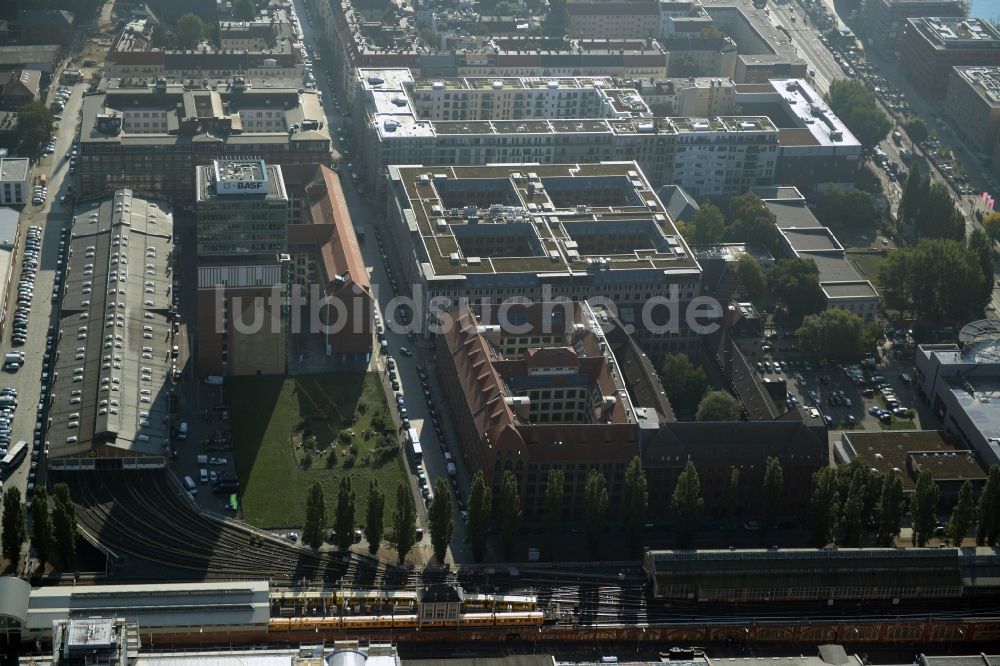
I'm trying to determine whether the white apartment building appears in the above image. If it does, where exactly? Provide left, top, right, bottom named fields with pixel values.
left=356, top=68, right=779, bottom=199
left=0, top=158, right=29, bottom=206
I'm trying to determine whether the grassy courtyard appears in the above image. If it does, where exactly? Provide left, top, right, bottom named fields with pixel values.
left=226, top=373, right=406, bottom=529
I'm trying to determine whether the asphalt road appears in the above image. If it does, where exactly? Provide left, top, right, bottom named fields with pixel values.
left=766, top=3, right=844, bottom=94
left=0, top=75, right=86, bottom=560
left=288, top=0, right=475, bottom=565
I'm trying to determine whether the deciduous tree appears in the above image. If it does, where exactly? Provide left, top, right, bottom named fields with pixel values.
left=583, top=469, right=608, bottom=556
left=176, top=13, right=208, bottom=48
left=796, top=308, right=868, bottom=362
left=671, top=460, right=704, bottom=548
left=302, top=481, right=327, bottom=548
left=51, top=483, right=76, bottom=567
left=903, top=117, right=928, bottom=144
left=233, top=0, right=256, bottom=20
left=808, top=467, right=840, bottom=547
left=839, top=470, right=868, bottom=546
left=622, top=456, right=648, bottom=555
left=769, top=258, right=824, bottom=319
left=695, top=390, right=742, bottom=421
left=2, top=486, right=25, bottom=565
left=879, top=239, right=989, bottom=321
left=498, top=470, right=521, bottom=560
left=364, top=479, right=385, bottom=555
left=947, top=480, right=975, bottom=546
left=874, top=471, right=904, bottom=546
left=14, top=102, right=53, bottom=157
left=761, top=456, right=783, bottom=532
left=911, top=469, right=940, bottom=547
left=979, top=466, right=1000, bottom=545
left=983, top=212, right=1000, bottom=242
left=684, top=201, right=726, bottom=245
left=31, top=486, right=51, bottom=566
left=390, top=482, right=417, bottom=565
left=735, top=254, right=767, bottom=302
left=466, top=471, right=492, bottom=561
left=812, top=188, right=879, bottom=230
left=658, top=353, right=708, bottom=417
left=428, top=478, right=453, bottom=564
left=334, top=476, right=356, bottom=551
left=826, top=79, right=891, bottom=149
left=542, top=468, right=564, bottom=559
left=726, top=193, right=784, bottom=256
left=969, top=228, right=995, bottom=291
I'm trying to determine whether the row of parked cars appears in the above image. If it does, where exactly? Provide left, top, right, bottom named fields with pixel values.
left=0, top=387, right=18, bottom=454
left=31, top=180, right=48, bottom=206
left=51, top=86, right=72, bottom=117
left=11, top=226, right=43, bottom=346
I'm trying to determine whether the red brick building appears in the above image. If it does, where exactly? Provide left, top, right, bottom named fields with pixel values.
left=196, top=164, right=371, bottom=376
left=436, top=302, right=669, bottom=520
left=643, top=420, right=828, bottom=521
left=900, top=17, right=1000, bottom=99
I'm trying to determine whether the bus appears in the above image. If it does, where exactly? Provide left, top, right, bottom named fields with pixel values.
left=408, top=428, right=422, bottom=463
left=1, top=441, right=28, bottom=477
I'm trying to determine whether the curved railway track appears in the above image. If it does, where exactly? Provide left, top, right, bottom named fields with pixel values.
left=62, top=470, right=379, bottom=585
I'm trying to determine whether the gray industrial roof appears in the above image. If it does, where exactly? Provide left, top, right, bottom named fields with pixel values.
left=25, top=581, right=271, bottom=632
left=766, top=200, right=823, bottom=229
left=0, top=157, right=29, bottom=182
left=47, top=189, right=175, bottom=460
left=0, top=576, right=30, bottom=626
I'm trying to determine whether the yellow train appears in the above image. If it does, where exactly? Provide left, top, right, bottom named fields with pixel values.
left=269, top=611, right=544, bottom=633
left=462, top=593, right=538, bottom=612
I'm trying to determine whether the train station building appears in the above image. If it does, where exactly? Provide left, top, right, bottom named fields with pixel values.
left=46, top=189, right=177, bottom=469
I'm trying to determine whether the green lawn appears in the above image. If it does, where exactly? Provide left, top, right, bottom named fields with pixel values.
left=226, top=373, right=406, bottom=529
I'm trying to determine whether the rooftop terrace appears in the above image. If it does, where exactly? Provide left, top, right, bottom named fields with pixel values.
left=390, top=162, right=699, bottom=279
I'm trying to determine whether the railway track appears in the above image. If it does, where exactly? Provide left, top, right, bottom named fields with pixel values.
left=55, top=470, right=1000, bottom=631
left=61, top=470, right=382, bottom=585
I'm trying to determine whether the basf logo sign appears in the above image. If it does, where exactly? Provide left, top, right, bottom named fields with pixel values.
left=213, top=159, right=270, bottom=196
left=218, top=178, right=266, bottom=195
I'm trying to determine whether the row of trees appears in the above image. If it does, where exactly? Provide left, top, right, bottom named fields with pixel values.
left=826, top=80, right=892, bottom=150
left=811, top=188, right=880, bottom=231
left=898, top=166, right=966, bottom=242
left=304, top=475, right=455, bottom=566
left=2, top=483, right=78, bottom=570
left=464, top=460, right=646, bottom=560
left=808, top=461, right=1000, bottom=548
left=302, top=459, right=1000, bottom=563
left=681, top=194, right=784, bottom=257
left=879, top=237, right=992, bottom=322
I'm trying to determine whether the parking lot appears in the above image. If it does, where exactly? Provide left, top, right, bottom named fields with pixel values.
left=755, top=336, right=922, bottom=433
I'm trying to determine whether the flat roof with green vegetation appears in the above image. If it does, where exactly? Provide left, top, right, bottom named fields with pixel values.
left=227, top=373, right=406, bottom=529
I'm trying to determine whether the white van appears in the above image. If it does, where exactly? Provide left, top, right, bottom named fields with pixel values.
left=177, top=422, right=188, bottom=440
left=183, top=476, right=197, bottom=493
